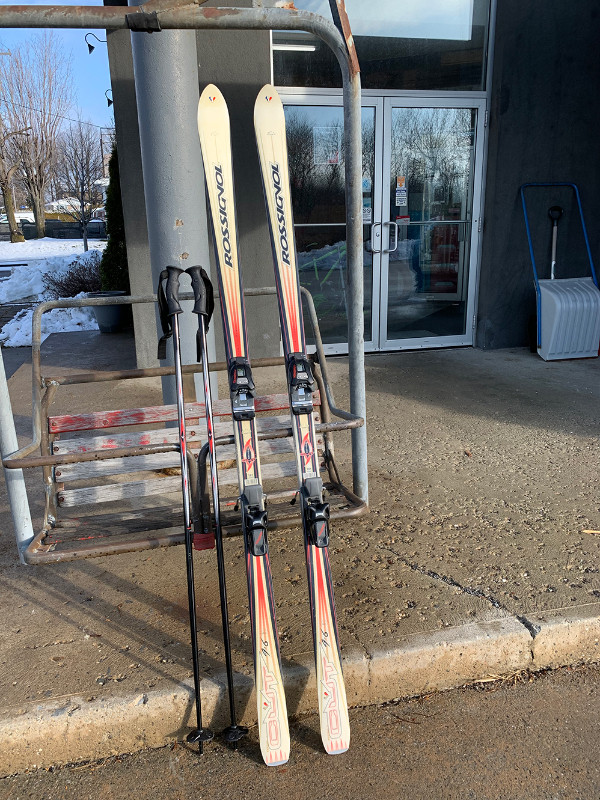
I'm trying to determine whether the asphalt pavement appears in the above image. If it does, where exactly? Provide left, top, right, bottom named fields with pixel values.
left=0, top=330, right=599, bottom=775
left=2, top=664, right=599, bottom=799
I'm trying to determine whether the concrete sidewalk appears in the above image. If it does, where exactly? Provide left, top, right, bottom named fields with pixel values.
left=0, top=332, right=599, bottom=775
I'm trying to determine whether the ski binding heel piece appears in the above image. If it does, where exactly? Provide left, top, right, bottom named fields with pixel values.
left=228, top=357, right=256, bottom=421
left=244, top=504, right=269, bottom=557
left=302, top=478, right=330, bottom=548
left=287, top=353, right=315, bottom=415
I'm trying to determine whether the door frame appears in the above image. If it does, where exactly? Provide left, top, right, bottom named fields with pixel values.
left=379, top=95, right=487, bottom=351
left=278, top=88, right=488, bottom=354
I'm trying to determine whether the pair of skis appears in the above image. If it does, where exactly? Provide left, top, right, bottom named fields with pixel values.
left=197, top=84, right=350, bottom=766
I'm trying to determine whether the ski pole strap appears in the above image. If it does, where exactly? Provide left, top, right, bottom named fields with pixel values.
left=194, top=445, right=216, bottom=552
left=287, top=353, right=315, bottom=415
left=228, top=357, right=256, bottom=421
left=157, top=266, right=184, bottom=360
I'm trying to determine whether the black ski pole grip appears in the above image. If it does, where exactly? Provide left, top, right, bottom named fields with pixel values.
left=157, top=266, right=185, bottom=360
left=164, top=265, right=184, bottom=317
left=186, top=266, right=215, bottom=325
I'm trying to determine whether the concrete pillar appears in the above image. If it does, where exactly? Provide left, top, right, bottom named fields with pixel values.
left=129, top=5, right=214, bottom=401
left=196, top=0, right=280, bottom=360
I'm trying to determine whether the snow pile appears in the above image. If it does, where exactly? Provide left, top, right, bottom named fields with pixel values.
left=0, top=240, right=105, bottom=305
left=0, top=293, right=98, bottom=348
left=0, top=239, right=106, bottom=346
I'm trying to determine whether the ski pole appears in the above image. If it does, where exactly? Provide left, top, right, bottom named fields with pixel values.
left=186, top=264, right=249, bottom=749
left=156, top=265, right=214, bottom=754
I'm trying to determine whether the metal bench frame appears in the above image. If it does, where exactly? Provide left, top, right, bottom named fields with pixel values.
left=3, top=288, right=365, bottom=563
left=0, top=2, right=369, bottom=564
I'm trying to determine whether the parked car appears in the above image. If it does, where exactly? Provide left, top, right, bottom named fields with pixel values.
left=85, top=218, right=107, bottom=238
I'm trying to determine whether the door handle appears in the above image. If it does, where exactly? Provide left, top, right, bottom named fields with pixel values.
left=384, top=221, right=399, bottom=254
left=371, top=222, right=382, bottom=254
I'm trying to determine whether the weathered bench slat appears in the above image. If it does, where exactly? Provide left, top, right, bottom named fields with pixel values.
left=58, top=460, right=300, bottom=507
left=52, top=415, right=308, bottom=454
left=48, top=392, right=314, bottom=434
left=56, top=437, right=308, bottom=482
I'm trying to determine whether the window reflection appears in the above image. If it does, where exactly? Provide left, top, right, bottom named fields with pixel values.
left=390, top=108, right=474, bottom=222
left=273, top=0, right=491, bottom=91
left=284, top=105, right=375, bottom=345
left=386, top=107, right=476, bottom=341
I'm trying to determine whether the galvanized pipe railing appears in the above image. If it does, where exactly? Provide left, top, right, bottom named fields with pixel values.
left=0, top=4, right=368, bottom=562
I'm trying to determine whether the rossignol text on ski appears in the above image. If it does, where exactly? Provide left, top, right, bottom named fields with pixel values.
left=197, top=83, right=290, bottom=767
left=254, top=84, right=350, bottom=756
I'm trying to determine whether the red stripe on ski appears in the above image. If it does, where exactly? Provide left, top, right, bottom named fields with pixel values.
left=255, top=555, right=285, bottom=758
left=314, top=546, right=343, bottom=750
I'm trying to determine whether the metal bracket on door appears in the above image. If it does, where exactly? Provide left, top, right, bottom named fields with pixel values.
left=371, top=221, right=382, bottom=254
left=384, top=221, right=399, bottom=254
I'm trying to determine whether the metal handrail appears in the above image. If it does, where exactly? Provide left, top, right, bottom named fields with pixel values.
left=3, top=287, right=362, bottom=470
left=0, top=3, right=368, bottom=561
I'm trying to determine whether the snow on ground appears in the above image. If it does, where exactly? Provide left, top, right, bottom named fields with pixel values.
left=0, top=239, right=106, bottom=346
left=0, top=237, right=105, bottom=262
left=0, top=295, right=99, bottom=348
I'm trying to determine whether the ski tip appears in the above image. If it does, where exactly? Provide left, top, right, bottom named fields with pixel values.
left=258, top=83, right=277, bottom=101
left=254, top=84, right=282, bottom=118
left=198, top=83, right=225, bottom=122
left=200, top=83, right=222, bottom=103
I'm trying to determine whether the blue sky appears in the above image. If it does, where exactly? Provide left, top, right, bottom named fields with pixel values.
left=0, top=0, right=113, bottom=131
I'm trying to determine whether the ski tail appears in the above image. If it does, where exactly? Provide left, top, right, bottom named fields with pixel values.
left=254, top=84, right=350, bottom=755
left=198, top=84, right=290, bottom=767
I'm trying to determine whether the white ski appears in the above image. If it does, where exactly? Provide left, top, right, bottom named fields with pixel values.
left=198, top=84, right=290, bottom=767
left=254, top=84, right=350, bottom=756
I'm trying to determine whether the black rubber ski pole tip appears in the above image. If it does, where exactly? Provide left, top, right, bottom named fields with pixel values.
left=222, top=724, right=249, bottom=749
left=187, top=727, right=215, bottom=754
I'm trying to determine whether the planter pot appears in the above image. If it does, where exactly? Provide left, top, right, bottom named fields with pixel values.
left=88, top=291, right=132, bottom=334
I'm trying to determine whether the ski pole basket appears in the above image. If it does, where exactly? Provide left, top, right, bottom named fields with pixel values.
left=2, top=288, right=366, bottom=564
left=520, top=182, right=600, bottom=360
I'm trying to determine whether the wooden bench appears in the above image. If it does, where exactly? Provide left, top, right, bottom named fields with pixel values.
left=19, top=359, right=365, bottom=564
left=3, top=290, right=366, bottom=564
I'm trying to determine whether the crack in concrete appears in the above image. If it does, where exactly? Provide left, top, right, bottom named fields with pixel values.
left=378, top=545, right=539, bottom=641
left=341, top=624, right=372, bottom=667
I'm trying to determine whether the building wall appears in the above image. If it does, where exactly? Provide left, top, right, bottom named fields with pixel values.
left=197, top=1, right=281, bottom=360
left=477, top=1, right=600, bottom=348
left=106, top=27, right=156, bottom=370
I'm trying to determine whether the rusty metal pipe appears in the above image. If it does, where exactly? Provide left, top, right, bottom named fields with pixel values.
left=0, top=4, right=368, bottom=506
left=0, top=6, right=353, bottom=71
left=4, top=443, right=179, bottom=470
left=42, top=356, right=286, bottom=387
left=3, top=417, right=361, bottom=470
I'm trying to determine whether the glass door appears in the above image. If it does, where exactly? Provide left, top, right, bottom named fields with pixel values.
left=379, top=98, right=485, bottom=348
left=282, top=97, right=383, bottom=353
left=280, top=94, right=486, bottom=352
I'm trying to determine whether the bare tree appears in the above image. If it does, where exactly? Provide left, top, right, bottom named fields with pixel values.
left=390, top=108, right=472, bottom=218
left=0, top=32, right=72, bottom=238
left=56, top=120, right=104, bottom=251
left=0, top=119, right=30, bottom=243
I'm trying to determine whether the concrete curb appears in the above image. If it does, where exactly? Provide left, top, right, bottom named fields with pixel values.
left=3, top=605, right=600, bottom=776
